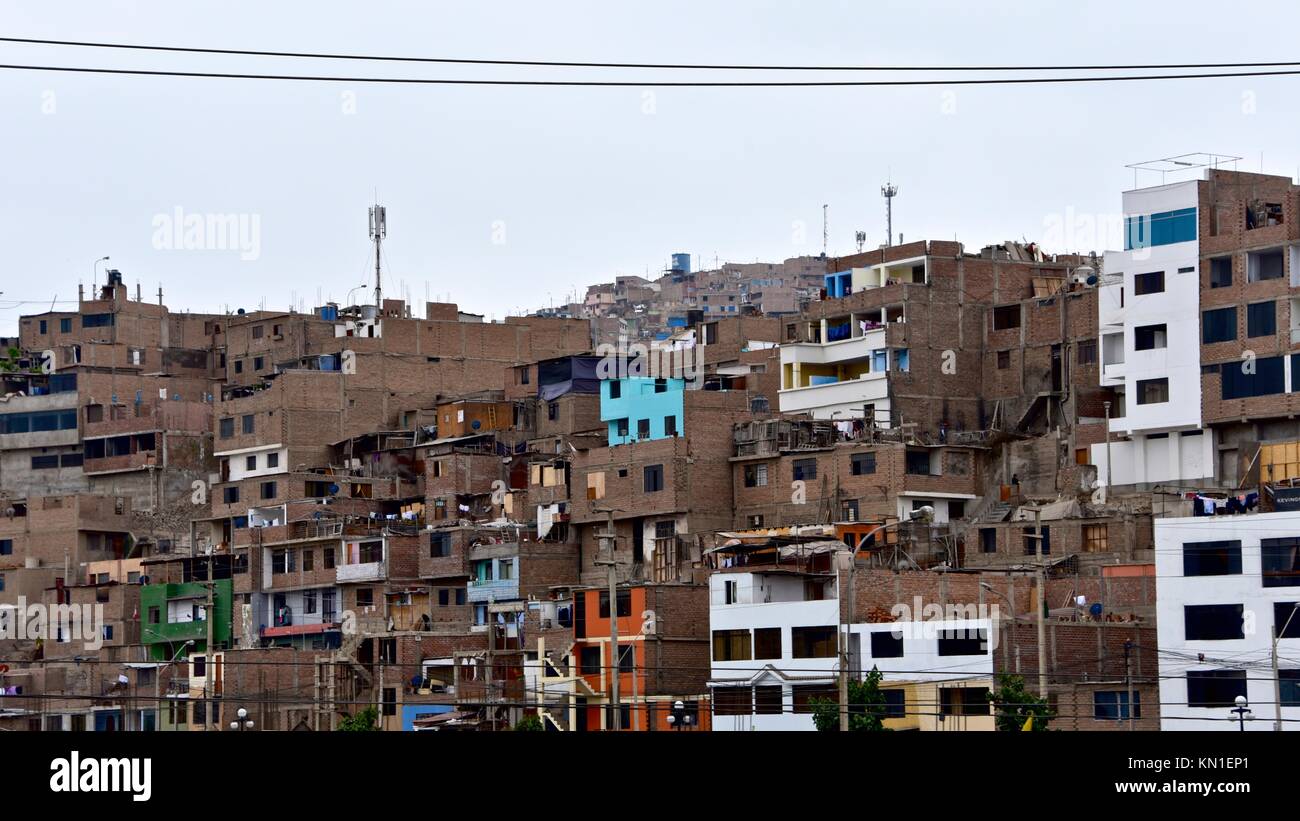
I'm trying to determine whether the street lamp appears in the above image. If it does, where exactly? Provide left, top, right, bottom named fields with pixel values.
left=1231, top=695, right=1252, bottom=732
left=92, top=256, right=110, bottom=293
left=838, top=506, right=934, bottom=730
left=230, top=706, right=255, bottom=732
left=665, top=699, right=692, bottom=731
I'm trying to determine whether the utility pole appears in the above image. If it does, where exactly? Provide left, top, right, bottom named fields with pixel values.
left=593, top=506, right=623, bottom=730
left=204, top=550, right=214, bottom=731
left=1124, top=639, right=1135, bottom=731
left=1274, top=603, right=1298, bottom=731
left=1033, top=507, right=1048, bottom=699
left=369, top=204, right=386, bottom=308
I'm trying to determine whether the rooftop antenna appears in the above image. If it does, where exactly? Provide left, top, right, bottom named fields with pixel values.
left=881, top=181, right=899, bottom=248
left=822, top=204, right=829, bottom=257
left=369, top=202, right=387, bottom=308
left=855, top=231, right=867, bottom=253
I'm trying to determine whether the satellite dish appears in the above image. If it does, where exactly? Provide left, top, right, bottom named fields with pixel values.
left=471, top=419, right=481, bottom=430
left=1089, top=602, right=1104, bottom=618
left=328, top=483, right=340, bottom=495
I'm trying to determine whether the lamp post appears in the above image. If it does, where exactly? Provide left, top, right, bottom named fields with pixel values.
left=1231, top=695, right=1252, bottom=732
left=838, top=506, right=933, bottom=731
left=229, top=706, right=255, bottom=732
left=665, top=699, right=693, bottom=731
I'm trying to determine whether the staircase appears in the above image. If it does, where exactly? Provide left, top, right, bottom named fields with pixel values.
left=979, top=501, right=1012, bottom=523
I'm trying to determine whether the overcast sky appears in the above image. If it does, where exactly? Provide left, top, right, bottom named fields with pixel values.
left=3, top=0, right=1300, bottom=335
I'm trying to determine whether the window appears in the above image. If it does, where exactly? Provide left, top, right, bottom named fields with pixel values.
left=39, top=319, right=47, bottom=334
left=1134, top=323, right=1167, bottom=350
left=1136, top=378, right=1169, bottom=405
left=792, top=684, right=837, bottom=714
left=222, top=486, right=239, bottom=504
left=938, top=628, right=987, bottom=656
left=587, top=472, right=605, bottom=501
left=1248, top=248, right=1284, bottom=282
left=1222, top=355, right=1284, bottom=399
left=643, top=464, right=664, bottom=493
left=1184, top=604, right=1244, bottom=641
left=323, top=547, right=335, bottom=569
left=234, top=360, right=243, bottom=374
left=851, top=452, right=876, bottom=475
left=1186, top=669, right=1247, bottom=708
left=791, top=626, right=837, bottom=658
left=1262, top=538, right=1300, bottom=587
left=241, top=414, right=254, bottom=435
left=1281, top=670, right=1300, bottom=707
left=608, top=380, right=620, bottom=399
left=905, top=450, right=931, bottom=476
left=1093, top=691, right=1140, bottom=721
left=59, top=317, right=72, bottom=333
left=1209, top=256, right=1233, bottom=288
left=949, top=500, right=965, bottom=519
left=245, top=455, right=257, bottom=471
left=219, top=418, right=234, bottom=439
left=841, top=499, right=859, bottom=521
left=712, top=630, right=752, bottom=661
left=713, top=687, right=753, bottom=716
left=870, top=630, right=904, bottom=659
left=252, top=325, right=264, bottom=339
left=980, top=528, right=997, bottom=554
left=792, top=459, right=817, bottom=481
left=1183, top=540, right=1242, bottom=577
left=266, top=452, right=279, bottom=469
left=1076, top=339, right=1097, bottom=365
left=615, top=418, right=628, bottom=438
left=1248, top=301, right=1277, bottom=338
left=743, top=463, right=769, bottom=488
left=302, top=550, right=314, bottom=572
left=636, top=419, right=650, bottom=439
left=753, top=628, right=782, bottom=659
left=940, top=687, right=990, bottom=716
left=356, top=588, right=374, bottom=608
left=754, top=685, right=783, bottom=715
left=664, top=415, right=677, bottom=436
left=1133, top=271, right=1165, bottom=295
left=271, top=550, right=295, bottom=574
left=82, top=313, right=114, bottom=328
left=1083, top=524, right=1109, bottom=553
left=1273, top=602, right=1300, bottom=639
left=997, top=350, right=1010, bottom=369
left=653, top=378, right=668, bottom=393
left=303, top=589, right=317, bottom=614
left=598, top=589, right=631, bottom=619
left=992, top=305, right=1021, bottom=330
left=881, top=690, right=906, bottom=719
left=429, top=532, right=451, bottom=558
left=260, top=481, right=277, bottom=500
left=0, top=539, right=11, bottom=556
left=1022, top=526, right=1050, bottom=555
left=547, top=402, right=558, bottom=421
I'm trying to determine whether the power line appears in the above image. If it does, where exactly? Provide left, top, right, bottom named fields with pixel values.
left=5, top=37, right=1300, bottom=73
left=3, top=63, right=1300, bottom=88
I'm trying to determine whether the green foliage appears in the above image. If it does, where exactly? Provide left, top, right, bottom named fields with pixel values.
left=337, top=706, right=379, bottom=731
left=512, top=714, right=544, bottom=732
left=0, top=347, right=20, bottom=373
left=987, top=674, right=1054, bottom=731
left=811, top=666, right=892, bottom=732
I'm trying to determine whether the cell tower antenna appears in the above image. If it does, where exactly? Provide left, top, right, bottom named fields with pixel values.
left=369, top=202, right=387, bottom=308
left=822, top=204, right=829, bottom=257
left=881, top=181, right=898, bottom=248
left=855, top=231, right=867, bottom=253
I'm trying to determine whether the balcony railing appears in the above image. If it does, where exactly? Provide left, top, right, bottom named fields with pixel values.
left=466, top=578, right=519, bottom=603
left=336, top=560, right=386, bottom=583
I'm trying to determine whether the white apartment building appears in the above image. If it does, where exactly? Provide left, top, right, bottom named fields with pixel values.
left=707, top=559, right=993, bottom=731
left=1154, top=511, right=1300, bottom=730
left=1093, top=178, right=1215, bottom=489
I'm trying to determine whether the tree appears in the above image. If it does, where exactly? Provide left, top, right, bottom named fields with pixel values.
left=0, top=347, right=21, bottom=373
left=512, top=714, right=544, bottom=731
left=987, top=674, right=1054, bottom=731
left=811, top=666, right=892, bottom=731
left=338, top=707, right=379, bottom=731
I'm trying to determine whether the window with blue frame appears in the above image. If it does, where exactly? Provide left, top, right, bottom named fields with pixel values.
left=894, top=349, right=910, bottom=372
left=1125, top=207, right=1197, bottom=250
left=872, top=349, right=888, bottom=372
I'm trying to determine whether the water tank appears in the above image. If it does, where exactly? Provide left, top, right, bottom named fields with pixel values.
left=671, top=253, right=691, bottom=274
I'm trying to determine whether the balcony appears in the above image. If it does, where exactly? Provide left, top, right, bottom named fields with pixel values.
left=234, top=519, right=344, bottom=547
left=336, top=560, right=386, bottom=583
left=778, top=371, right=889, bottom=417
left=83, top=402, right=211, bottom=439
left=466, top=578, right=519, bottom=603
left=83, top=451, right=157, bottom=475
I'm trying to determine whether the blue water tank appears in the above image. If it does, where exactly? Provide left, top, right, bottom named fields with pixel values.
left=671, top=253, right=691, bottom=274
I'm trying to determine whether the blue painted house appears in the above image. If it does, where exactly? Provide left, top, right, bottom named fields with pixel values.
left=601, top=377, right=686, bottom=445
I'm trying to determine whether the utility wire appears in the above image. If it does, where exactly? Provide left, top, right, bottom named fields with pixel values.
left=5, top=37, right=1300, bottom=73
left=3, top=63, right=1300, bottom=87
